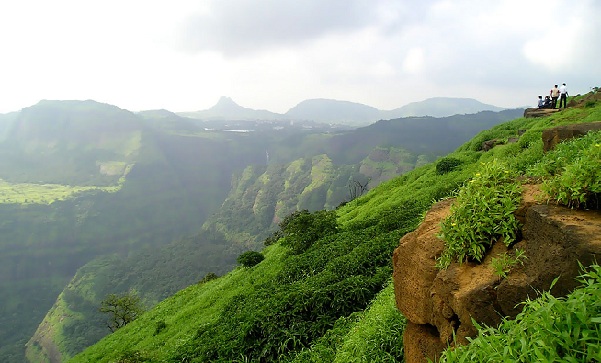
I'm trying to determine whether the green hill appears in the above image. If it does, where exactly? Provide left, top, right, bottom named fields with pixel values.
left=0, top=100, right=145, bottom=186
left=382, top=97, right=505, bottom=119
left=69, top=92, right=601, bottom=362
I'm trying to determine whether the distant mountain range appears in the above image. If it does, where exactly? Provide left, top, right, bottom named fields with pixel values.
left=178, top=96, right=507, bottom=126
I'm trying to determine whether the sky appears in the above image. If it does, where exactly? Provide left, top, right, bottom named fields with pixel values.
left=1, top=0, right=600, bottom=114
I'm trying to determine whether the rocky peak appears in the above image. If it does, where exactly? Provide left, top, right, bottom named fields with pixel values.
left=211, top=96, right=242, bottom=112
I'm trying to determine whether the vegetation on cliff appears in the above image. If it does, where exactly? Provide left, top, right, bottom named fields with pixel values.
left=440, top=264, right=601, bottom=362
left=437, top=158, right=522, bottom=268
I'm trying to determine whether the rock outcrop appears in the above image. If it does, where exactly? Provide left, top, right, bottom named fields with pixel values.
left=523, top=108, right=561, bottom=118
left=393, top=185, right=601, bottom=363
left=541, top=121, right=601, bottom=152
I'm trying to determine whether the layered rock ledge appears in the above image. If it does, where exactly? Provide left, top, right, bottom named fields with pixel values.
left=523, top=108, right=561, bottom=118
left=393, top=185, right=601, bottom=362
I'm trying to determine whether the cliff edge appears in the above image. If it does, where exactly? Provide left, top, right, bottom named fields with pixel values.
left=393, top=184, right=601, bottom=363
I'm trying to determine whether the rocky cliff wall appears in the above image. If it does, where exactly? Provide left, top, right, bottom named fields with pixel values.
left=393, top=184, right=601, bottom=362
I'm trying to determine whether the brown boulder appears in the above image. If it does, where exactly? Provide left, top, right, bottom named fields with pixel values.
left=542, top=121, right=601, bottom=152
left=393, top=185, right=601, bottom=363
left=481, top=139, right=500, bottom=152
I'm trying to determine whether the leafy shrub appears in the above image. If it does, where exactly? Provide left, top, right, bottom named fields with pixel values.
left=198, top=272, right=219, bottom=284
left=237, top=251, right=265, bottom=268
left=264, top=229, right=283, bottom=246
left=279, top=209, right=338, bottom=254
left=510, top=138, right=544, bottom=174
left=491, top=248, right=526, bottom=278
left=437, top=159, right=522, bottom=269
left=173, top=220, right=400, bottom=362
left=543, top=147, right=601, bottom=209
left=440, top=264, right=601, bottom=362
left=436, top=157, right=462, bottom=175
left=532, top=130, right=601, bottom=209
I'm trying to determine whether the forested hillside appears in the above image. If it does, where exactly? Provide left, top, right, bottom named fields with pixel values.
left=69, top=92, right=601, bottom=362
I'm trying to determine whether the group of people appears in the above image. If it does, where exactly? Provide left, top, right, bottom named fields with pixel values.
left=538, top=83, right=569, bottom=109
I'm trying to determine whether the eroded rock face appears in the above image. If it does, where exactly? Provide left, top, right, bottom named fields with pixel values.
left=393, top=186, right=601, bottom=363
left=541, top=121, right=601, bottom=152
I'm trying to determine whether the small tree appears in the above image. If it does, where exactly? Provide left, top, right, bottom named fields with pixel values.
left=347, top=176, right=370, bottom=201
left=99, top=290, right=145, bottom=332
left=237, top=251, right=265, bottom=268
left=199, top=272, right=219, bottom=284
left=279, top=209, right=338, bottom=254
left=436, top=157, right=462, bottom=175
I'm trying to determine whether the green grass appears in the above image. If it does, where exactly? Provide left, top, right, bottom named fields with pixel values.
left=291, top=282, right=406, bottom=363
left=530, top=130, right=601, bottom=209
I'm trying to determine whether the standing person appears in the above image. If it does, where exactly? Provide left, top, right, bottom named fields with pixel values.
left=550, top=84, right=560, bottom=109
left=559, top=83, right=568, bottom=108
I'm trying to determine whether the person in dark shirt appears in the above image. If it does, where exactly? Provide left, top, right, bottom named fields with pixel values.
left=543, top=96, right=552, bottom=108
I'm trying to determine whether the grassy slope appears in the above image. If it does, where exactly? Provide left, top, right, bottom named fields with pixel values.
left=30, top=108, right=468, bottom=362
left=69, top=245, right=289, bottom=362
left=70, top=94, right=601, bottom=362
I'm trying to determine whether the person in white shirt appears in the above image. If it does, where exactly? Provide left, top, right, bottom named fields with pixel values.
left=559, top=83, right=568, bottom=108
left=537, top=96, right=545, bottom=108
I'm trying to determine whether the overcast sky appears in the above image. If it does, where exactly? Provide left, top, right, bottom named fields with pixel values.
left=1, top=0, right=599, bottom=114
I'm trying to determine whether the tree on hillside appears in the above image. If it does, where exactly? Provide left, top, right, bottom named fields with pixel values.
left=348, top=176, right=370, bottom=201
left=99, top=290, right=145, bottom=332
left=279, top=209, right=338, bottom=254
left=237, top=251, right=265, bottom=267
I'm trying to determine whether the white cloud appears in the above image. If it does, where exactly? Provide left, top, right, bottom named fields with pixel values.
left=180, top=0, right=377, bottom=56
left=0, top=0, right=599, bottom=114
left=402, top=48, right=424, bottom=74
